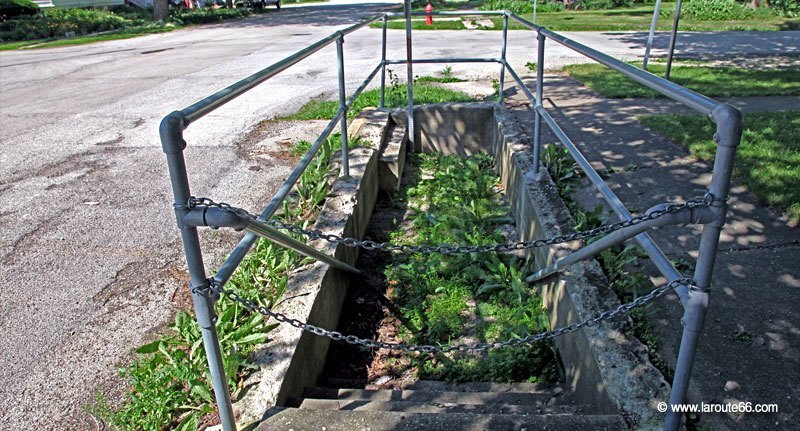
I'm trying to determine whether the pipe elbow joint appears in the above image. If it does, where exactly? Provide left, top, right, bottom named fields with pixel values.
left=711, top=103, right=743, bottom=148
left=160, top=111, right=188, bottom=154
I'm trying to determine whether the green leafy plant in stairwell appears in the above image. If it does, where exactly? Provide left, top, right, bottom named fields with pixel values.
left=475, top=255, right=531, bottom=305
left=383, top=153, right=559, bottom=384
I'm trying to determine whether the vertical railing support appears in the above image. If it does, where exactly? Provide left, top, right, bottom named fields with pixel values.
left=665, top=0, right=683, bottom=80
left=643, top=0, right=662, bottom=70
left=160, top=112, right=237, bottom=431
left=532, top=29, right=545, bottom=175
left=380, top=14, right=388, bottom=109
left=336, top=34, right=350, bottom=177
left=404, top=0, right=415, bottom=152
left=664, top=104, right=742, bottom=431
left=498, top=12, right=509, bottom=104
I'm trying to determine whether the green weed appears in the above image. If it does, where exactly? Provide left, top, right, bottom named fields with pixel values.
left=384, top=153, right=557, bottom=383
left=97, top=134, right=346, bottom=430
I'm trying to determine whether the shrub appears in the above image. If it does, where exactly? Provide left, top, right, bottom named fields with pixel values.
left=480, top=0, right=567, bottom=13
left=683, top=0, right=754, bottom=20
left=168, top=7, right=250, bottom=25
left=0, top=0, right=38, bottom=21
left=578, top=0, right=633, bottom=10
left=480, top=0, right=535, bottom=14
left=771, top=0, right=800, bottom=17
left=0, top=7, right=142, bottom=41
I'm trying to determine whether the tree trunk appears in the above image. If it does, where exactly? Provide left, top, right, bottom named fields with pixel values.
left=226, top=0, right=233, bottom=7
left=154, top=0, right=170, bottom=22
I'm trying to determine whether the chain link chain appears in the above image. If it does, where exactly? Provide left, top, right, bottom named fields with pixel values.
left=201, top=277, right=692, bottom=353
left=188, top=194, right=713, bottom=255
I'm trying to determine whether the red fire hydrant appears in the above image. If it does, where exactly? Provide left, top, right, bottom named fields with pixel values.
left=425, top=3, right=434, bottom=26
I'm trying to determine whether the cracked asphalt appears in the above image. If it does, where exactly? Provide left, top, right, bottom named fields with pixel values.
left=1, top=0, right=797, bottom=427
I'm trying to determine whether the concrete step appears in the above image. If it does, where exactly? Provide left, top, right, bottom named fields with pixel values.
left=318, top=377, right=369, bottom=389
left=405, top=379, right=566, bottom=394
left=299, top=398, right=595, bottom=415
left=303, top=387, right=560, bottom=406
left=256, top=407, right=629, bottom=431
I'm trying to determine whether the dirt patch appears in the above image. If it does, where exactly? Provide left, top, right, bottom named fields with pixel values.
left=235, top=119, right=331, bottom=165
left=321, top=192, right=417, bottom=389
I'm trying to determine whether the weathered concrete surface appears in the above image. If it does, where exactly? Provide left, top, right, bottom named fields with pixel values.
left=349, top=108, right=408, bottom=192
left=505, top=75, right=800, bottom=430
left=255, top=406, right=629, bottom=430
left=378, top=117, right=407, bottom=192
left=408, top=102, right=497, bottom=156
left=491, top=105, right=671, bottom=429
left=234, top=110, right=389, bottom=426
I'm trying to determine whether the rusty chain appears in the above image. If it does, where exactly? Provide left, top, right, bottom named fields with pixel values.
left=188, top=193, right=713, bottom=254
left=199, top=277, right=693, bottom=353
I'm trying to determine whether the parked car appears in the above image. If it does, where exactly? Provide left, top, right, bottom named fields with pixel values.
left=235, top=0, right=280, bottom=9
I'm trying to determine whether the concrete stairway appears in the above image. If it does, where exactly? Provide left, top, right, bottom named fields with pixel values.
left=255, top=379, right=628, bottom=430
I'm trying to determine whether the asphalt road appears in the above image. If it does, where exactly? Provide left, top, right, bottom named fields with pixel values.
left=0, top=0, right=797, bottom=427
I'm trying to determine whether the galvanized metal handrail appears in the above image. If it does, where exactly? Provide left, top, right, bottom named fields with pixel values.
left=161, top=7, right=741, bottom=431
left=503, top=13, right=741, bottom=431
left=384, top=58, right=502, bottom=64
left=529, top=103, right=692, bottom=304
left=508, top=14, right=718, bottom=115
left=181, top=16, right=383, bottom=124
left=386, top=10, right=506, bottom=17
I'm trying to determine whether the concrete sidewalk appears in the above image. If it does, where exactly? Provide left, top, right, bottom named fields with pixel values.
left=506, top=75, right=799, bottom=430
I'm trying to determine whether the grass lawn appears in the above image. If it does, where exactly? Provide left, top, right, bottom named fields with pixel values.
left=0, top=25, right=176, bottom=50
left=563, top=63, right=800, bottom=98
left=0, top=3, right=309, bottom=50
left=283, top=80, right=476, bottom=120
left=376, top=4, right=800, bottom=32
left=640, top=111, right=800, bottom=222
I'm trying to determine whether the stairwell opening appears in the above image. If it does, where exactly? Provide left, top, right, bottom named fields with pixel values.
left=237, top=102, right=671, bottom=430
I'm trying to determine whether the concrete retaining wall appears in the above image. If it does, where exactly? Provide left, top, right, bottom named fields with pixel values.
left=234, top=111, right=389, bottom=426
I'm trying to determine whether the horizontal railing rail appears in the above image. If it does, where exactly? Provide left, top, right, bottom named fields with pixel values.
left=508, top=14, right=718, bottom=115
left=161, top=7, right=741, bottom=431
left=181, top=16, right=383, bottom=124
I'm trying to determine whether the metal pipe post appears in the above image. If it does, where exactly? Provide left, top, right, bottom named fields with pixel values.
left=404, top=0, right=415, bottom=152
left=532, top=30, right=545, bottom=175
left=159, top=113, right=236, bottom=431
left=380, top=15, right=388, bottom=108
left=498, top=13, right=509, bottom=104
left=664, top=104, right=742, bottom=431
left=533, top=0, right=538, bottom=24
left=665, top=0, right=683, bottom=80
left=336, top=34, right=350, bottom=177
left=643, top=0, right=662, bottom=70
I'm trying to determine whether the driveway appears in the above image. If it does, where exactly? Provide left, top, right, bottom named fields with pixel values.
left=0, top=1, right=797, bottom=427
